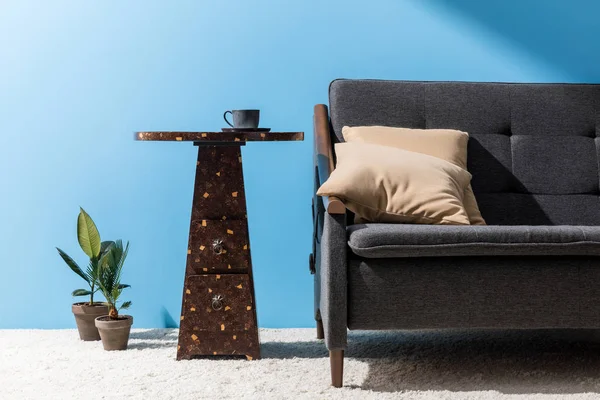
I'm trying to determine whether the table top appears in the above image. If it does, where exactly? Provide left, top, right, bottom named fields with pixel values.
left=135, top=131, right=304, bottom=142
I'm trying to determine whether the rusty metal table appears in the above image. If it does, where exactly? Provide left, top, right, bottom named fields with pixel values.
left=136, top=131, right=304, bottom=360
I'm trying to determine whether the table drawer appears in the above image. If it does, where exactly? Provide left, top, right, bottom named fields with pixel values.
left=186, top=219, right=250, bottom=274
left=179, top=274, right=256, bottom=333
left=177, top=330, right=259, bottom=360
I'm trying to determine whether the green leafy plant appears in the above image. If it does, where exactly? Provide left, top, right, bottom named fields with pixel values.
left=56, top=208, right=113, bottom=305
left=98, top=239, right=131, bottom=319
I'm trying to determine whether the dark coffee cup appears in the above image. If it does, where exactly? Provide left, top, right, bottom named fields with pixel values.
left=223, top=109, right=260, bottom=129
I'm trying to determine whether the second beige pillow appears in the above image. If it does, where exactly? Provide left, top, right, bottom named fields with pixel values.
left=342, top=125, right=486, bottom=225
left=317, top=143, right=472, bottom=225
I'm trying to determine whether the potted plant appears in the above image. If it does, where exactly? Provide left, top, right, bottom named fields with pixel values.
left=56, top=208, right=112, bottom=341
left=95, top=239, right=133, bottom=351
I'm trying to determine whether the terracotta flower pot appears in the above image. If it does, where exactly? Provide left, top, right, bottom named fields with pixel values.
left=72, top=303, right=109, bottom=341
left=95, top=315, right=133, bottom=351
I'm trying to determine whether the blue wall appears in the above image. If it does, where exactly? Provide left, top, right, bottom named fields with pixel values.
left=1, top=0, right=599, bottom=328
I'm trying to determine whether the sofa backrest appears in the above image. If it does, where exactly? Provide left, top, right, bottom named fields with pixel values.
left=329, top=79, right=600, bottom=225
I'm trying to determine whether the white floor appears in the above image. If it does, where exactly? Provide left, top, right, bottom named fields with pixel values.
left=2, top=328, right=600, bottom=399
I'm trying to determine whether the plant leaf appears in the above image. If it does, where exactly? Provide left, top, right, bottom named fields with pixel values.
left=97, top=240, right=130, bottom=311
left=120, top=301, right=132, bottom=310
left=100, top=241, right=114, bottom=257
left=77, top=208, right=101, bottom=259
left=119, top=241, right=130, bottom=272
left=97, top=240, right=125, bottom=308
left=86, top=258, right=102, bottom=283
left=56, top=248, right=89, bottom=284
left=72, top=289, right=92, bottom=296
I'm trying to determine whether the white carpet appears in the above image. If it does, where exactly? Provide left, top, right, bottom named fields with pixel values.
left=2, top=328, right=600, bottom=399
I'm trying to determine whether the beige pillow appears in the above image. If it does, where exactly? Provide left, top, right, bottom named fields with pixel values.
left=342, top=126, right=486, bottom=225
left=317, top=142, right=472, bottom=225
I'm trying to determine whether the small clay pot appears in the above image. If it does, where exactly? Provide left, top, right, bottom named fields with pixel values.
left=72, top=303, right=109, bottom=341
left=95, top=315, right=133, bottom=351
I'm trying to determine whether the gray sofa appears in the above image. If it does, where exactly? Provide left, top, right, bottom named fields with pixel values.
left=311, top=79, right=600, bottom=387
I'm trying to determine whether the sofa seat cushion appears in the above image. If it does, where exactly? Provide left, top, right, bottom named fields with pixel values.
left=348, top=224, right=600, bottom=258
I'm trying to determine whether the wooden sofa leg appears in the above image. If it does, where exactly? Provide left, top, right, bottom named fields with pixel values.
left=330, top=350, right=344, bottom=387
left=316, top=319, right=324, bottom=339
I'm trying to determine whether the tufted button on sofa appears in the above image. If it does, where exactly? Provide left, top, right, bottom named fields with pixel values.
left=312, top=80, right=600, bottom=387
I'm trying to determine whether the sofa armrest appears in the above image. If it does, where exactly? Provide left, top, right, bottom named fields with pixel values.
left=314, top=104, right=345, bottom=215
left=319, top=211, right=348, bottom=350
left=312, top=104, right=348, bottom=351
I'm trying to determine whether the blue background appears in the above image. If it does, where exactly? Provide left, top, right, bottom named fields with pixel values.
left=1, top=0, right=599, bottom=328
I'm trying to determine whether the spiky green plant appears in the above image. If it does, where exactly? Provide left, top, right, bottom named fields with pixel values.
left=98, top=240, right=131, bottom=319
left=56, top=208, right=113, bottom=305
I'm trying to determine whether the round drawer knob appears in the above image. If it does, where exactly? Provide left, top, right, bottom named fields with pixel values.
left=212, top=239, right=224, bottom=255
left=212, top=295, right=224, bottom=311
